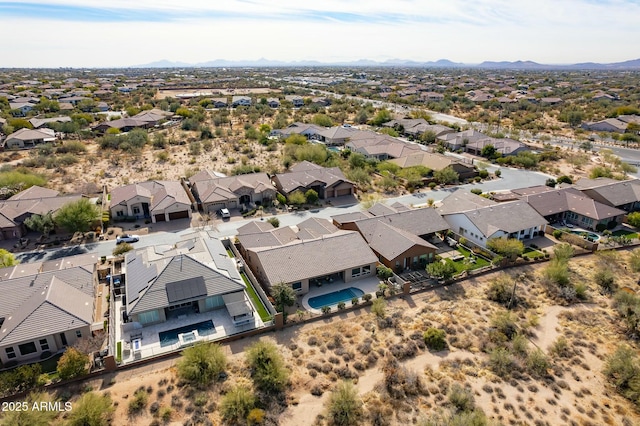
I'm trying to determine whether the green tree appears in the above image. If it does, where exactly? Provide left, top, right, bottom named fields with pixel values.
left=305, top=189, right=319, bottom=204
left=0, top=392, right=58, bottom=426
left=220, top=385, right=256, bottom=424
left=271, top=282, right=296, bottom=314
left=54, top=198, right=101, bottom=234
left=66, top=392, right=114, bottom=426
left=0, top=170, right=47, bottom=194
left=245, top=340, right=289, bottom=393
left=371, top=298, right=386, bottom=318
left=57, top=347, right=89, bottom=380
left=628, top=212, right=640, bottom=228
left=176, top=343, right=227, bottom=388
left=285, top=134, right=307, bottom=145
left=312, top=114, right=333, bottom=127
left=426, top=261, right=457, bottom=280
left=433, top=167, right=459, bottom=185
left=326, top=380, right=363, bottom=426
left=0, top=249, right=18, bottom=268
left=24, top=212, right=55, bottom=236
left=486, top=238, right=524, bottom=261
left=287, top=190, right=306, bottom=205
left=481, top=145, right=497, bottom=158
left=553, top=243, right=574, bottom=262
left=370, top=109, right=393, bottom=126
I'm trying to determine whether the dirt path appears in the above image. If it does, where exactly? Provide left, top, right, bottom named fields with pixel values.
left=531, top=305, right=569, bottom=353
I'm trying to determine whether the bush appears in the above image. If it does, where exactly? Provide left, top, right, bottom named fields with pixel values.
left=470, top=188, right=483, bottom=195
left=526, top=349, right=550, bottom=378
left=552, top=229, right=563, bottom=240
left=57, top=347, right=88, bottom=380
left=337, top=302, right=346, bottom=310
left=604, top=345, right=640, bottom=406
left=351, top=297, right=360, bottom=306
left=489, top=347, right=514, bottom=377
left=245, top=340, right=289, bottom=393
left=448, top=383, right=475, bottom=413
left=494, top=170, right=501, bottom=177
left=371, top=298, right=386, bottom=318
left=478, top=169, right=489, bottom=179
left=112, top=242, right=133, bottom=256
left=376, top=265, right=393, bottom=279
left=67, top=392, right=114, bottom=426
left=322, top=305, right=331, bottom=314
left=486, top=274, right=514, bottom=307
left=594, top=268, right=616, bottom=293
left=128, top=389, right=148, bottom=414
left=266, top=217, right=280, bottom=228
left=326, top=380, right=363, bottom=426
left=176, top=343, right=226, bottom=388
left=423, top=328, right=447, bottom=351
left=220, top=385, right=256, bottom=424
left=362, top=293, right=373, bottom=302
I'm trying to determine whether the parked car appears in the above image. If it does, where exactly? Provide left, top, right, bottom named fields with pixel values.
left=219, top=208, right=231, bottom=219
left=116, top=234, right=139, bottom=244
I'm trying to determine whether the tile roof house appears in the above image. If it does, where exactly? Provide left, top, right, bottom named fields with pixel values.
left=272, top=161, right=354, bottom=199
left=513, top=186, right=626, bottom=230
left=29, top=116, right=72, bottom=129
left=189, top=172, right=276, bottom=214
left=285, top=95, right=304, bottom=107
left=110, top=181, right=192, bottom=223
left=232, top=96, right=252, bottom=107
left=333, top=203, right=449, bottom=271
left=240, top=219, right=377, bottom=294
left=123, top=232, right=253, bottom=328
left=573, top=178, right=640, bottom=212
left=581, top=118, right=628, bottom=133
left=389, top=152, right=477, bottom=179
left=2, top=128, right=56, bottom=149
left=0, top=264, right=96, bottom=365
left=382, top=118, right=455, bottom=138
left=439, top=191, right=547, bottom=247
left=438, top=129, right=489, bottom=151
left=464, top=137, right=530, bottom=156
left=345, top=132, right=423, bottom=160
left=269, top=122, right=325, bottom=140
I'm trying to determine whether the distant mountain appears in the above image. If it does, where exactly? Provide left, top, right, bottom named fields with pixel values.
left=132, top=58, right=640, bottom=70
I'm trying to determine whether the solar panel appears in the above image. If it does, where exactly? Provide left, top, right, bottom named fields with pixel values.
left=166, top=277, right=207, bottom=304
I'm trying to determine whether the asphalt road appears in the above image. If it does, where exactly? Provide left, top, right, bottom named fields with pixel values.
left=15, top=165, right=553, bottom=264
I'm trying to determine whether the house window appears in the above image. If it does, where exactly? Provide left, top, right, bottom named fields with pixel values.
left=205, top=295, right=224, bottom=310
left=5, top=347, right=16, bottom=359
left=116, top=211, right=124, bottom=217
left=292, top=282, right=302, bottom=291
left=138, top=310, right=160, bottom=324
left=132, top=207, right=141, bottom=215
left=39, top=339, right=49, bottom=351
left=362, top=265, right=371, bottom=275
left=75, top=330, right=82, bottom=338
left=18, top=342, right=37, bottom=356
left=351, top=267, right=361, bottom=277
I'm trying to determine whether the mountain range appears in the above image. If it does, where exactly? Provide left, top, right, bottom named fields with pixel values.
left=134, top=58, right=640, bottom=70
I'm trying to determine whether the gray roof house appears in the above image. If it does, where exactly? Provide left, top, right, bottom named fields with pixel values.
left=189, top=171, right=276, bottom=213
left=232, top=96, right=252, bottom=107
left=110, top=181, right=193, bottom=223
left=243, top=225, right=377, bottom=295
left=573, top=178, right=640, bottom=212
left=272, top=161, right=354, bottom=199
left=0, top=265, right=96, bottom=365
left=440, top=193, right=547, bottom=247
left=122, top=232, right=254, bottom=332
left=2, top=128, right=56, bottom=149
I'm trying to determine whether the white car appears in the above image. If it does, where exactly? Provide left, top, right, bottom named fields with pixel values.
left=116, top=234, right=139, bottom=244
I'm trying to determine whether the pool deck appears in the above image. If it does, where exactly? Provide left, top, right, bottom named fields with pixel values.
left=300, top=276, right=380, bottom=314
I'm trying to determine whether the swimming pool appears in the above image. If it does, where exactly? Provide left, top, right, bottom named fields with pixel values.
left=570, top=230, right=601, bottom=242
left=308, top=287, right=365, bottom=309
left=159, top=320, right=215, bottom=347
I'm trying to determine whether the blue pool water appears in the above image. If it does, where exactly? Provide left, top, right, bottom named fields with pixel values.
left=570, top=230, right=600, bottom=241
left=308, top=287, right=365, bottom=309
left=159, top=320, right=215, bottom=347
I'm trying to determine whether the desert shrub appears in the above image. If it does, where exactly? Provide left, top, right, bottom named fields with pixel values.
left=604, top=345, right=640, bottom=407
left=542, top=259, right=570, bottom=287
left=57, top=347, right=89, bottom=380
left=362, top=293, right=373, bottom=302
left=266, top=217, right=279, bottom=228
left=594, top=268, right=616, bottom=293
left=526, top=349, right=550, bottom=378
left=176, top=343, right=226, bottom=388
left=351, top=297, right=360, bottom=306
left=337, top=302, right=346, bottom=310
left=448, top=383, right=475, bottom=413
left=553, top=243, right=574, bottom=261
left=423, top=328, right=447, bottom=351
left=549, top=336, right=571, bottom=358
left=220, top=385, right=256, bottom=424
left=629, top=249, right=640, bottom=272
left=486, top=274, right=515, bottom=307
left=128, top=389, right=148, bottom=414
left=371, top=298, right=386, bottom=318
left=491, top=311, right=518, bottom=340
left=322, top=306, right=332, bottom=315
left=112, top=242, right=133, bottom=256
left=553, top=229, right=563, bottom=239
left=489, top=348, right=514, bottom=377
left=614, top=290, right=640, bottom=336
left=326, top=380, right=363, bottom=426
left=511, top=334, right=529, bottom=357
left=245, top=340, right=289, bottom=394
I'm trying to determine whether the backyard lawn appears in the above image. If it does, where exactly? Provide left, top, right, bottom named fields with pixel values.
left=446, top=247, right=491, bottom=273
left=612, top=229, right=638, bottom=239
left=241, top=273, right=272, bottom=322
left=523, top=247, right=545, bottom=259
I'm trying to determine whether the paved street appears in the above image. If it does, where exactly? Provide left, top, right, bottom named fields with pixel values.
left=14, top=166, right=553, bottom=264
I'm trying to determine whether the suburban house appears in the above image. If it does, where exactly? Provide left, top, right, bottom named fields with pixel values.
left=232, top=96, right=252, bottom=107
left=29, top=116, right=72, bottom=129
left=239, top=218, right=377, bottom=294
left=93, top=109, right=172, bottom=133
left=189, top=171, right=276, bottom=214
left=439, top=190, right=547, bottom=247
left=8, top=102, right=35, bottom=116
left=573, top=177, right=640, bottom=212
left=0, top=259, right=97, bottom=365
left=345, top=132, right=423, bottom=160
left=285, top=95, right=304, bottom=107
left=581, top=118, right=628, bottom=133
left=2, top=128, right=56, bottom=149
left=313, top=126, right=358, bottom=146
left=438, top=129, right=489, bottom=151
left=389, top=151, right=477, bottom=180
left=122, top=233, right=254, bottom=329
left=464, top=137, right=530, bottom=156
left=0, top=187, right=82, bottom=240
left=267, top=98, right=280, bottom=108
left=270, top=122, right=325, bottom=140
left=382, top=118, right=455, bottom=139
left=211, top=98, right=228, bottom=108
left=272, top=161, right=355, bottom=200
left=333, top=203, right=449, bottom=271
left=512, top=186, right=626, bottom=231
left=109, top=181, right=192, bottom=223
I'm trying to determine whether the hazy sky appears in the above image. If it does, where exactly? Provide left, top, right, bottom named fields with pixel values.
left=1, top=0, right=639, bottom=68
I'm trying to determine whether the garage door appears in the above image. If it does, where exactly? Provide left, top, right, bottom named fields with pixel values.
left=168, top=210, right=190, bottom=220
left=336, top=188, right=352, bottom=197
left=154, top=213, right=166, bottom=222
